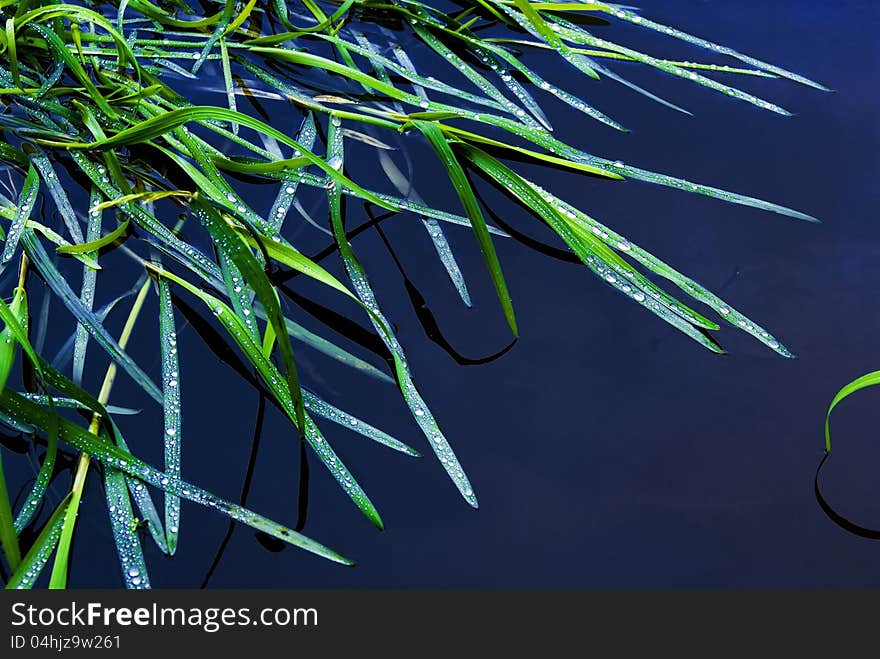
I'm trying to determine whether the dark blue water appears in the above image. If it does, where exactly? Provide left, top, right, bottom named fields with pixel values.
left=28, top=0, right=880, bottom=587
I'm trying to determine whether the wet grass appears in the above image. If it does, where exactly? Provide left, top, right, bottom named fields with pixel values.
left=0, top=1, right=823, bottom=588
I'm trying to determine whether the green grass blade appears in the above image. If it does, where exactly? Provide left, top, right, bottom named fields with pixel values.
left=410, top=119, right=517, bottom=336
left=72, top=187, right=103, bottom=385
left=29, top=147, right=84, bottom=243
left=303, top=388, right=420, bottom=457
left=0, top=165, right=38, bottom=275
left=0, top=284, right=27, bottom=570
left=103, top=463, right=151, bottom=588
left=56, top=218, right=129, bottom=255
left=0, top=449, right=20, bottom=571
left=113, top=424, right=168, bottom=555
left=459, top=144, right=727, bottom=353
left=825, top=371, right=880, bottom=453
left=6, top=495, right=71, bottom=589
left=157, top=279, right=181, bottom=554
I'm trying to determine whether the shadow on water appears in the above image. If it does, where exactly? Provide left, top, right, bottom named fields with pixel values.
left=366, top=207, right=517, bottom=365
left=814, top=453, right=880, bottom=541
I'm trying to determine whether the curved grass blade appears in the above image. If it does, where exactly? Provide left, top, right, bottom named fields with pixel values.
left=44, top=106, right=395, bottom=212
left=294, top=170, right=510, bottom=235
left=528, top=187, right=793, bottom=356
left=825, top=371, right=880, bottom=453
left=544, top=14, right=791, bottom=115
left=192, top=198, right=308, bottom=431
left=57, top=218, right=129, bottom=255
left=458, top=144, right=727, bottom=353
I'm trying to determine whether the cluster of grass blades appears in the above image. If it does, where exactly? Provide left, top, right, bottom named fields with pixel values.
left=0, top=0, right=824, bottom=589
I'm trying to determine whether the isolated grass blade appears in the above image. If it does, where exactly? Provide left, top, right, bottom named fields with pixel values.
left=825, top=371, right=880, bottom=453
left=269, top=114, right=318, bottom=232
left=29, top=148, right=84, bottom=244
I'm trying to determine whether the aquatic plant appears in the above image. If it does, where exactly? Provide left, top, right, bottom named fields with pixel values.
left=0, top=1, right=823, bottom=588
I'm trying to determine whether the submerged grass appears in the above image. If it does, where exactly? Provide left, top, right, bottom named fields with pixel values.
left=0, top=0, right=823, bottom=587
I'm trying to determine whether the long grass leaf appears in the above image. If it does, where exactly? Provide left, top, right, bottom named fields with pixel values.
left=5, top=495, right=71, bottom=589
left=411, top=120, right=517, bottom=335
left=0, top=165, right=38, bottom=275
left=325, top=114, right=478, bottom=506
